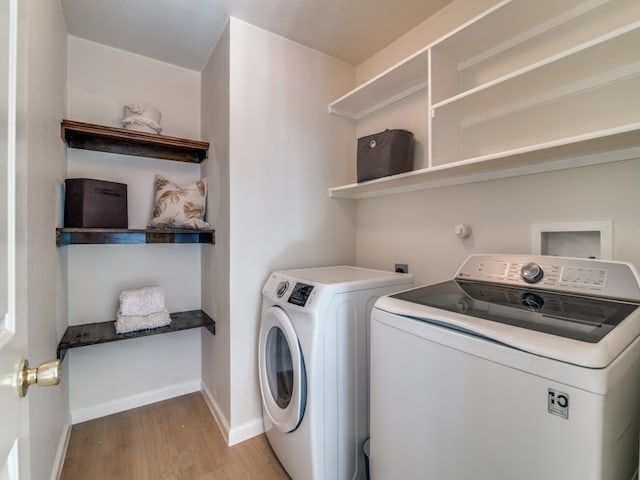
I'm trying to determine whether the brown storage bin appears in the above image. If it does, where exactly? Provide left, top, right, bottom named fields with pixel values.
left=357, top=129, right=414, bottom=182
left=64, top=178, right=128, bottom=228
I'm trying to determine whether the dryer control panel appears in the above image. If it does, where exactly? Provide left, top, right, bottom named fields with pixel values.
left=288, top=283, right=314, bottom=307
left=264, top=273, right=318, bottom=309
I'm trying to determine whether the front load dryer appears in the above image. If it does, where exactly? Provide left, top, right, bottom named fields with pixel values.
left=259, top=266, right=413, bottom=480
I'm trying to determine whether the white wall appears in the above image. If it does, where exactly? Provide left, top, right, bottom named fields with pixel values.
left=357, top=159, right=640, bottom=285
left=201, top=18, right=357, bottom=444
left=67, top=37, right=200, bottom=139
left=65, top=37, right=204, bottom=422
left=20, top=2, right=68, bottom=478
left=354, top=0, right=640, bottom=284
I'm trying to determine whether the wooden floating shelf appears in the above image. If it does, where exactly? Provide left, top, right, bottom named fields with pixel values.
left=56, top=228, right=215, bottom=246
left=61, top=119, right=209, bottom=163
left=57, top=310, right=215, bottom=360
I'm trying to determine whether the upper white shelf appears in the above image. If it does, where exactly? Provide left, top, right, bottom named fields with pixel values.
left=329, top=48, right=429, bottom=120
left=433, top=0, right=605, bottom=67
left=432, top=23, right=640, bottom=121
left=328, top=0, right=612, bottom=121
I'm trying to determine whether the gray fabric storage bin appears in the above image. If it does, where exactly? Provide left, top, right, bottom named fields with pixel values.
left=64, top=178, right=128, bottom=228
left=357, top=129, right=414, bottom=182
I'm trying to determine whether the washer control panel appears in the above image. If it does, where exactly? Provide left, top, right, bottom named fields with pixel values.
left=456, top=254, right=640, bottom=301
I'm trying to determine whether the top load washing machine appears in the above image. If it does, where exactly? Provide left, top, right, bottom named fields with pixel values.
left=370, top=254, right=640, bottom=480
left=259, top=266, right=413, bottom=480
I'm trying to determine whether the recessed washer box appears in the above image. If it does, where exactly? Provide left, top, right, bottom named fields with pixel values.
left=532, top=221, right=613, bottom=260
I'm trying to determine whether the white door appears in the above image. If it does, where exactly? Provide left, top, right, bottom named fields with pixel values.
left=0, top=2, right=61, bottom=477
left=0, top=0, right=25, bottom=477
left=258, top=306, right=306, bottom=433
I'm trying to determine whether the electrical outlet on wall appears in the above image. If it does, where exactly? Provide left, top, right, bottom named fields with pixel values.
left=395, top=263, right=409, bottom=274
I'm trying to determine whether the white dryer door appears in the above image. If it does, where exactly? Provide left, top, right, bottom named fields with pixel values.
left=259, top=306, right=306, bottom=433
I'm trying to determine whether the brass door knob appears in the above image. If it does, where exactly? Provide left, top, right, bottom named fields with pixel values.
left=17, top=358, right=61, bottom=398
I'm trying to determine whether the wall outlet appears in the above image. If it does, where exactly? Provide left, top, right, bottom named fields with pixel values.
left=395, top=263, right=409, bottom=274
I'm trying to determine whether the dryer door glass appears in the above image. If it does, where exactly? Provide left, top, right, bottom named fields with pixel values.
left=259, top=306, right=306, bottom=433
left=266, top=327, right=294, bottom=409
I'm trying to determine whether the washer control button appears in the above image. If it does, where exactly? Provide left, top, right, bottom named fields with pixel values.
left=276, top=281, right=289, bottom=298
left=521, top=262, right=544, bottom=283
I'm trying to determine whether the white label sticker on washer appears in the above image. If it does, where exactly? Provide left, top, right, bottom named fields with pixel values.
left=548, top=388, right=569, bottom=419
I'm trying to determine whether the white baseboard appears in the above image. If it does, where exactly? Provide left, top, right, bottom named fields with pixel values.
left=51, top=415, right=72, bottom=480
left=200, top=381, right=265, bottom=446
left=200, top=381, right=231, bottom=444
left=71, top=380, right=201, bottom=424
left=228, top=417, right=264, bottom=446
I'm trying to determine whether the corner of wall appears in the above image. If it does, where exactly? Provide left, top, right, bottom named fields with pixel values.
left=355, top=0, right=500, bottom=84
left=200, top=17, right=232, bottom=434
left=201, top=381, right=264, bottom=447
left=50, top=415, right=72, bottom=480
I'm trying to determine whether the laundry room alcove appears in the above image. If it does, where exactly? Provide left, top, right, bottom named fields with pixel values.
left=57, top=119, right=216, bottom=365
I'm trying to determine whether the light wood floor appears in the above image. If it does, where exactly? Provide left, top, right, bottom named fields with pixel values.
left=60, top=392, right=290, bottom=480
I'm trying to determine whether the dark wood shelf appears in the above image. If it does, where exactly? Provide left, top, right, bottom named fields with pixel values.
left=56, top=228, right=215, bottom=246
left=61, top=119, right=209, bottom=163
left=57, top=310, right=215, bottom=360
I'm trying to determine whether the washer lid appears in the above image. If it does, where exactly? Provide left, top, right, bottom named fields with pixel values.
left=376, top=282, right=640, bottom=368
left=395, top=280, right=638, bottom=343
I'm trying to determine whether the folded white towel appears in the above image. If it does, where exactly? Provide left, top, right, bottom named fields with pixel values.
left=115, top=308, right=172, bottom=334
left=119, top=286, right=166, bottom=316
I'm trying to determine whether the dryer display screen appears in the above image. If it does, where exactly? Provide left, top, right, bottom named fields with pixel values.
left=289, top=283, right=314, bottom=307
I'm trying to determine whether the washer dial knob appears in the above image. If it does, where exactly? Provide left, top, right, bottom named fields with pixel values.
left=276, top=281, right=289, bottom=298
left=521, top=292, right=544, bottom=311
left=521, top=262, right=544, bottom=283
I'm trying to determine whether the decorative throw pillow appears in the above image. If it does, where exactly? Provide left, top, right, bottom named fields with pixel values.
left=148, top=175, right=210, bottom=229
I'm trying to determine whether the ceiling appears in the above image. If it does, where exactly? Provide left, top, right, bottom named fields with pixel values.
left=60, top=0, right=453, bottom=71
